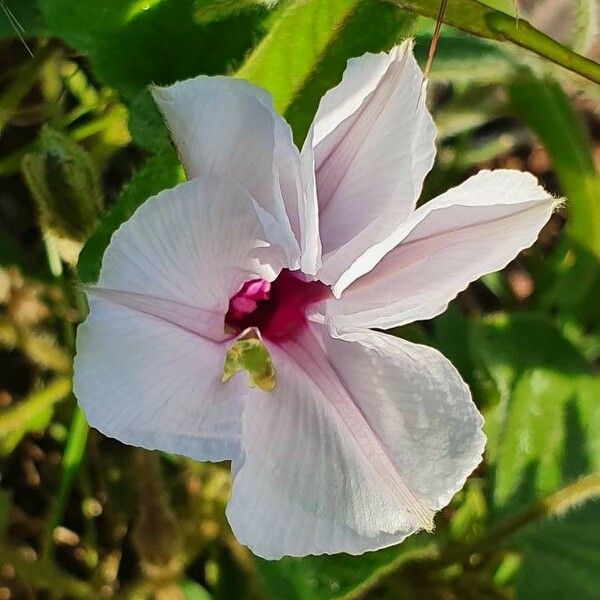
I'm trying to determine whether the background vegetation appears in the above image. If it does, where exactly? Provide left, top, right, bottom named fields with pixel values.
left=1, top=0, right=599, bottom=598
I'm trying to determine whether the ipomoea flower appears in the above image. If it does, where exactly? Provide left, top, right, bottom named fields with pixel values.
left=74, top=41, right=556, bottom=559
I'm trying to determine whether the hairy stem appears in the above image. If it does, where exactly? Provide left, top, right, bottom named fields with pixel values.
left=435, top=472, right=600, bottom=567
left=385, top=0, right=600, bottom=84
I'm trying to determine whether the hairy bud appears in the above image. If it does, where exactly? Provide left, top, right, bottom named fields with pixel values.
left=21, top=127, right=103, bottom=242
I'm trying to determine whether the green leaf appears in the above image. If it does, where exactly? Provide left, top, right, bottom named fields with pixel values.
left=284, top=1, right=415, bottom=145
left=386, top=0, right=600, bottom=84
left=255, top=537, right=434, bottom=600
left=39, top=0, right=269, bottom=101
left=77, top=146, right=183, bottom=283
left=127, top=88, right=170, bottom=152
left=508, top=77, right=600, bottom=310
left=432, top=305, right=474, bottom=386
left=0, top=0, right=42, bottom=40
left=237, top=0, right=363, bottom=114
left=0, top=377, right=72, bottom=455
left=471, top=313, right=600, bottom=515
left=237, top=0, right=414, bottom=141
left=194, top=0, right=274, bottom=23
left=514, top=500, right=600, bottom=600
left=412, top=29, right=519, bottom=84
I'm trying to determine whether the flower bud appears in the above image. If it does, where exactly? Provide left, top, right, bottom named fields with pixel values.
left=21, top=127, right=103, bottom=242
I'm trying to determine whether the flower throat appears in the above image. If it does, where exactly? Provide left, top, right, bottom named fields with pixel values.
left=225, top=269, right=330, bottom=342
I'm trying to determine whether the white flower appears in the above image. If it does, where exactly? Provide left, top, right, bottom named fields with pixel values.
left=74, top=41, right=555, bottom=559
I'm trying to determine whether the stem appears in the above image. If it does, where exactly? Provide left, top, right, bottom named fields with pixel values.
left=385, top=0, right=600, bottom=85
left=487, top=13, right=600, bottom=85
left=41, top=407, right=89, bottom=560
left=434, top=472, right=600, bottom=568
left=0, top=43, right=57, bottom=134
left=131, top=450, right=183, bottom=587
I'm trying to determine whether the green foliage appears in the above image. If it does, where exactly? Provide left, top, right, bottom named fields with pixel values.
left=42, top=408, right=89, bottom=558
left=1, top=1, right=600, bottom=599
left=0, top=0, right=42, bottom=39
left=509, top=77, right=600, bottom=310
left=127, top=88, right=170, bottom=152
left=39, top=0, right=269, bottom=100
left=194, top=0, right=272, bottom=23
left=412, top=28, right=518, bottom=84
left=256, top=537, right=433, bottom=600
left=237, top=0, right=363, bottom=114
left=238, top=0, right=414, bottom=140
left=283, top=1, right=415, bottom=145
left=514, top=501, right=600, bottom=600
left=472, top=313, right=600, bottom=514
left=387, top=0, right=600, bottom=84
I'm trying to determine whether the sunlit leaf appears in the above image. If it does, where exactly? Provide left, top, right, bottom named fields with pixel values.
left=194, top=0, right=275, bottom=23
left=238, top=0, right=414, bottom=142
left=472, top=313, right=600, bottom=515
left=39, top=0, right=269, bottom=100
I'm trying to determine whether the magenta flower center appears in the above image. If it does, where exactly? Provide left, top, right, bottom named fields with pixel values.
left=226, top=269, right=331, bottom=341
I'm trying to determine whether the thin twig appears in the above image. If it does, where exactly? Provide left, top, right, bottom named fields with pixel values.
left=431, top=472, right=600, bottom=568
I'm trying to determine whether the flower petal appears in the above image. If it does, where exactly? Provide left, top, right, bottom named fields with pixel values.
left=74, top=175, right=281, bottom=459
left=328, top=170, right=556, bottom=331
left=226, top=324, right=484, bottom=558
left=303, top=40, right=436, bottom=286
left=74, top=299, right=246, bottom=461
left=98, top=176, right=280, bottom=319
left=152, top=76, right=307, bottom=266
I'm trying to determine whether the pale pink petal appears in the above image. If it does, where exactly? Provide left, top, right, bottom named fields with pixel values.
left=82, top=287, right=228, bottom=342
left=328, top=170, right=556, bottom=332
left=298, top=126, right=322, bottom=275
left=75, top=176, right=281, bottom=459
left=98, top=176, right=281, bottom=316
left=74, top=300, right=245, bottom=461
left=226, top=324, right=484, bottom=558
left=152, top=77, right=306, bottom=266
left=303, top=40, right=436, bottom=286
